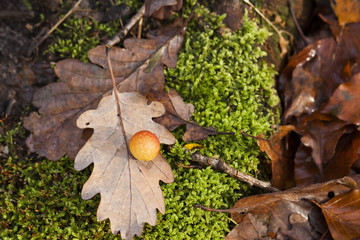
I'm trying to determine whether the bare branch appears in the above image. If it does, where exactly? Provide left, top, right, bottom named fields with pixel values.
left=106, top=4, right=146, bottom=46
left=189, top=151, right=279, bottom=192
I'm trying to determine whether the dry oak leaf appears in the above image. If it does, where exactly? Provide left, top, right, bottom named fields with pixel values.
left=75, top=90, right=175, bottom=239
left=314, top=189, right=360, bottom=240
left=255, top=125, right=296, bottom=190
left=322, top=73, right=360, bottom=126
left=294, top=129, right=360, bottom=186
left=224, top=175, right=360, bottom=240
left=331, top=0, right=360, bottom=26
left=24, top=25, right=184, bottom=160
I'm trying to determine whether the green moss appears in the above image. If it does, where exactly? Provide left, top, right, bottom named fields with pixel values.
left=46, top=17, right=120, bottom=62
left=46, top=0, right=142, bottom=62
left=166, top=7, right=279, bottom=173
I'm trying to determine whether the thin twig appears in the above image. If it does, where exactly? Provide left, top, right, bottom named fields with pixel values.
left=5, top=99, right=16, bottom=117
left=288, top=0, right=312, bottom=45
left=137, top=17, right=143, bottom=38
left=243, top=0, right=293, bottom=56
left=243, top=0, right=291, bottom=38
left=27, top=0, right=84, bottom=55
left=193, top=204, right=236, bottom=213
left=106, top=4, right=146, bottom=46
left=189, top=151, right=279, bottom=192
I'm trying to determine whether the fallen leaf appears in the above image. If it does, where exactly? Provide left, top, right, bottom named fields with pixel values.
left=280, top=38, right=350, bottom=122
left=214, top=0, right=247, bottom=31
left=184, top=143, right=204, bottom=150
left=324, top=130, right=360, bottom=180
left=254, top=125, right=297, bottom=190
left=279, top=33, right=290, bottom=58
left=297, top=115, right=353, bottom=176
left=153, top=88, right=233, bottom=141
left=321, top=16, right=360, bottom=71
left=294, top=143, right=321, bottom=186
left=152, top=88, right=194, bottom=131
left=294, top=129, right=360, bottom=186
left=75, top=90, right=175, bottom=239
left=330, top=0, right=360, bottom=26
left=223, top=175, right=360, bottom=240
left=144, top=0, right=182, bottom=20
left=24, top=25, right=184, bottom=160
left=278, top=16, right=360, bottom=186
left=314, top=189, right=360, bottom=240
left=322, top=73, right=360, bottom=125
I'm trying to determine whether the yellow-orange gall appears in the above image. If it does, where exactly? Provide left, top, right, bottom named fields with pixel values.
left=129, top=130, right=160, bottom=161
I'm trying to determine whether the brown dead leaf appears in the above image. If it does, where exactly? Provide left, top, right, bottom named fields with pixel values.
left=253, top=125, right=296, bottom=190
left=321, top=16, right=360, bottom=71
left=214, top=0, right=247, bottom=31
left=24, top=25, right=184, bottom=160
left=75, top=90, right=175, bottom=239
left=294, top=128, right=360, bottom=186
left=294, top=143, right=321, bottom=186
left=278, top=15, right=360, bottom=186
left=331, top=0, right=360, bottom=26
left=152, top=88, right=194, bottom=131
left=297, top=115, right=353, bottom=176
left=324, top=130, right=360, bottom=180
left=222, top=175, right=360, bottom=240
left=280, top=37, right=352, bottom=123
left=315, top=189, right=360, bottom=240
left=279, top=33, right=290, bottom=58
left=322, top=73, right=360, bottom=125
left=152, top=87, right=232, bottom=141
left=144, top=0, right=182, bottom=20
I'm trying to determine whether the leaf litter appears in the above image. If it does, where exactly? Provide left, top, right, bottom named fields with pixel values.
left=272, top=3, right=360, bottom=188
left=196, top=175, right=360, bottom=240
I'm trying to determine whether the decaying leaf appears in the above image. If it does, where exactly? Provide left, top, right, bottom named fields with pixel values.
left=314, top=188, right=360, bottom=240
left=280, top=37, right=350, bottom=123
left=277, top=9, right=360, bottom=187
left=75, top=90, right=175, bottom=239
left=322, top=73, right=360, bottom=125
left=294, top=143, right=321, bottom=186
left=144, top=0, right=182, bottom=20
left=24, top=25, right=184, bottom=160
left=294, top=129, right=360, bottom=186
left=324, top=130, right=360, bottom=180
left=253, top=125, right=296, bottom=190
left=153, top=87, right=232, bottom=141
left=330, top=0, right=360, bottom=26
left=222, top=175, right=360, bottom=240
left=214, top=0, right=247, bottom=31
left=297, top=115, right=353, bottom=176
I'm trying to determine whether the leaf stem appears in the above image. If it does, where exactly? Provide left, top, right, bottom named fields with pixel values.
left=105, top=46, right=130, bottom=153
left=106, top=46, right=133, bottom=232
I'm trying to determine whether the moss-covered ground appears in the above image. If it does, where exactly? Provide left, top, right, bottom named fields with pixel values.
left=1, top=1, right=279, bottom=239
